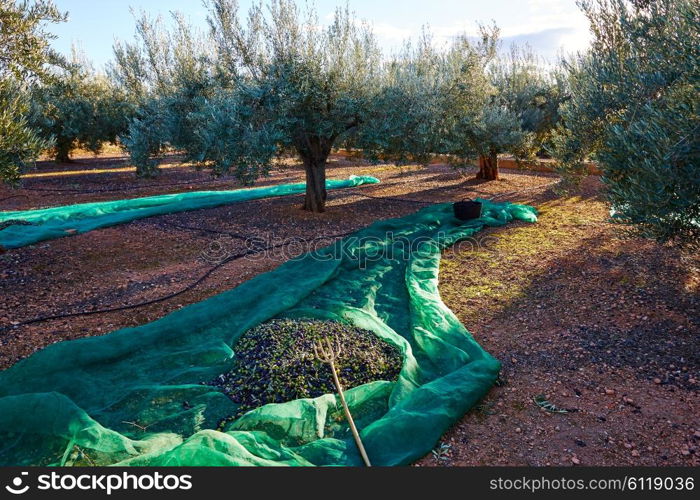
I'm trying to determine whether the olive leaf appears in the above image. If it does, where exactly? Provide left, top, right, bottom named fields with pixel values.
left=533, top=394, right=576, bottom=414
left=432, top=442, right=452, bottom=461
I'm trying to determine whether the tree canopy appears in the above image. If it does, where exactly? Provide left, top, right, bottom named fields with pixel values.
left=0, top=0, right=66, bottom=81
left=0, top=0, right=66, bottom=183
left=31, top=50, right=133, bottom=162
left=553, top=0, right=699, bottom=247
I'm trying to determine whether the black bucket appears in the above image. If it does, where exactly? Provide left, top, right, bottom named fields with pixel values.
left=453, top=200, right=482, bottom=221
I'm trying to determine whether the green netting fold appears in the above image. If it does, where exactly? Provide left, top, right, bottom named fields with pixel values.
left=0, top=175, right=379, bottom=249
left=0, top=199, right=537, bottom=466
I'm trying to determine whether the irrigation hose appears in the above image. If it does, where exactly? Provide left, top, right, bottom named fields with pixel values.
left=17, top=178, right=236, bottom=194
left=0, top=195, right=30, bottom=204
left=0, top=230, right=353, bottom=335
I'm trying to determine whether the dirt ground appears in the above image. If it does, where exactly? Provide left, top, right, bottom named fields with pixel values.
left=1, top=151, right=698, bottom=466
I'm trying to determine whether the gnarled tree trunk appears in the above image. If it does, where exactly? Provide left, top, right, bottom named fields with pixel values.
left=297, top=135, right=332, bottom=213
left=55, top=140, right=73, bottom=163
left=477, top=152, right=499, bottom=180
left=302, top=157, right=327, bottom=212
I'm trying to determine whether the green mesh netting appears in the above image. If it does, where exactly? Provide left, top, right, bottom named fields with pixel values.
left=0, top=176, right=379, bottom=249
left=0, top=199, right=537, bottom=466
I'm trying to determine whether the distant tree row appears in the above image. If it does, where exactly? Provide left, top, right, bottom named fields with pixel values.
left=30, top=50, right=134, bottom=163
left=109, top=0, right=565, bottom=211
left=0, top=0, right=697, bottom=246
left=0, top=0, right=133, bottom=183
left=1, top=0, right=65, bottom=183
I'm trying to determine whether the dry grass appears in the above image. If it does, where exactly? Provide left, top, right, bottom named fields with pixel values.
left=439, top=191, right=611, bottom=326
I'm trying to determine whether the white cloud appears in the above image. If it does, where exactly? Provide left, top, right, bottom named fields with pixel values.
left=503, top=0, right=591, bottom=57
left=371, top=22, right=413, bottom=42
left=373, top=0, right=590, bottom=60
left=326, top=0, right=591, bottom=61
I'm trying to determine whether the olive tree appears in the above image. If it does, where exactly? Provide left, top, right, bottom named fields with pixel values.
left=436, top=26, right=500, bottom=179
left=450, top=43, right=564, bottom=181
left=355, top=30, right=450, bottom=166
left=0, top=78, right=45, bottom=183
left=112, top=10, right=219, bottom=177
left=490, top=46, right=566, bottom=160
left=116, top=0, right=381, bottom=212
left=357, top=26, right=513, bottom=181
left=202, top=0, right=381, bottom=212
left=464, top=105, right=530, bottom=180
left=553, top=0, right=699, bottom=247
left=31, top=50, right=133, bottom=162
left=0, top=0, right=66, bottom=183
left=0, top=0, right=66, bottom=80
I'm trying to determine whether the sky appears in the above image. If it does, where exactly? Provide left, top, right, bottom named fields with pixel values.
left=48, top=0, right=592, bottom=71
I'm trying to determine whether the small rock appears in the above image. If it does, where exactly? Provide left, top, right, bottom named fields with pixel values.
left=515, top=427, right=522, bottom=433
left=631, top=450, right=640, bottom=457
left=605, top=388, right=615, bottom=395
left=571, top=456, right=580, bottom=465
left=653, top=378, right=662, bottom=385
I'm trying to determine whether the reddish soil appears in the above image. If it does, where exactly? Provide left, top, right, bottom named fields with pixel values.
left=1, top=151, right=697, bottom=466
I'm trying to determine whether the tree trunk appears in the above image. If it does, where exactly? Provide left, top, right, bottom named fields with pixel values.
left=55, top=141, right=72, bottom=163
left=302, top=158, right=327, bottom=212
left=297, top=136, right=332, bottom=213
left=476, top=152, right=499, bottom=180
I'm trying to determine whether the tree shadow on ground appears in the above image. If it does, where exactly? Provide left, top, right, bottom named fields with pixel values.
left=454, top=219, right=700, bottom=389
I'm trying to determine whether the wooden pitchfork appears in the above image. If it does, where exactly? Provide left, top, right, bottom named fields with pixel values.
left=313, top=337, right=372, bottom=467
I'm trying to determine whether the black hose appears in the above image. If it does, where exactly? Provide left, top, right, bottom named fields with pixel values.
left=19, top=178, right=236, bottom=194
left=0, top=194, right=30, bottom=204
left=0, top=230, right=352, bottom=334
left=350, top=192, right=433, bottom=204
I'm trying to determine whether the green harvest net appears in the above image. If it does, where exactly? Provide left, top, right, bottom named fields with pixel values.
left=0, top=199, right=537, bottom=466
left=0, top=175, right=379, bottom=249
